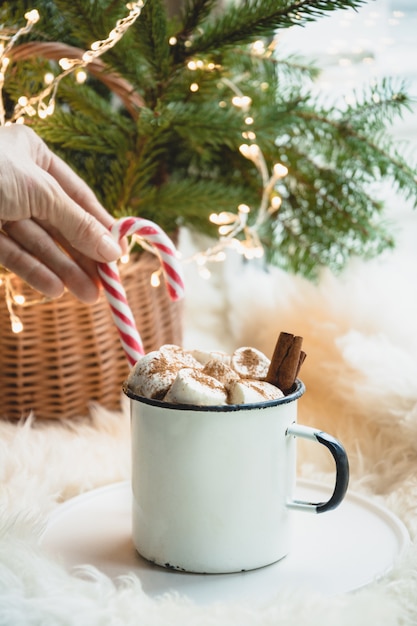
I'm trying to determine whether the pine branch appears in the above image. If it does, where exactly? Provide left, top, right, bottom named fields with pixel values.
left=158, top=100, right=246, bottom=150
left=267, top=91, right=417, bottom=197
left=341, top=131, right=417, bottom=207
left=134, top=0, right=171, bottom=82
left=32, top=108, right=132, bottom=154
left=2, top=0, right=415, bottom=279
left=180, top=0, right=218, bottom=33
left=188, top=0, right=368, bottom=54
left=341, top=77, right=414, bottom=130
left=258, top=131, right=397, bottom=277
left=38, top=0, right=115, bottom=43
left=140, top=177, right=252, bottom=230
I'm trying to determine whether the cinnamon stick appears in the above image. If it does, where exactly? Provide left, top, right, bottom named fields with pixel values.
left=266, top=332, right=306, bottom=394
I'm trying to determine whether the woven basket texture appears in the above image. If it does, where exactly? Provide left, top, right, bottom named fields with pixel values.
left=0, top=252, right=183, bottom=420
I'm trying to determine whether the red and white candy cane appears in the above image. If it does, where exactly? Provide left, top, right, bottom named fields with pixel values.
left=98, top=217, right=185, bottom=367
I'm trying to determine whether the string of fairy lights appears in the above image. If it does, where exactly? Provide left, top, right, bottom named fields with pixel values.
left=0, top=3, right=287, bottom=333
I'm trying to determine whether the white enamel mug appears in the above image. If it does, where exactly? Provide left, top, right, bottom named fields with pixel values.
left=124, top=380, right=349, bottom=573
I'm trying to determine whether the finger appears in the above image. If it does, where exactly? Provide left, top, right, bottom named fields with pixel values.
left=46, top=151, right=115, bottom=227
left=1, top=126, right=123, bottom=262
left=39, top=158, right=129, bottom=257
left=5, top=124, right=114, bottom=228
left=3, top=220, right=101, bottom=303
left=35, top=217, right=102, bottom=286
left=28, top=167, right=122, bottom=263
left=0, top=231, right=65, bottom=300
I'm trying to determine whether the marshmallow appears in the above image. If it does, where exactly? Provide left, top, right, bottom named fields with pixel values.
left=164, top=368, right=228, bottom=406
left=202, top=359, right=240, bottom=386
left=127, top=344, right=284, bottom=406
left=231, top=347, right=271, bottom=379
left=160, top=344, right=202, bottom=368
left=191, top=349, right=231, bottom=366
left=126, top=347, right=201, bottom=399
left=228, top=380, right=284, bottom=404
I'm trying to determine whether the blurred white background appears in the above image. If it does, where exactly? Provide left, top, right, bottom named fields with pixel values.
left=280, top=0, right=417, bottom=139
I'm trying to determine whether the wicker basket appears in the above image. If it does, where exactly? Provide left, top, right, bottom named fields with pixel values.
left=2, top=42, right=182, bottom=419
left=0, top=252, right=183, bottom=420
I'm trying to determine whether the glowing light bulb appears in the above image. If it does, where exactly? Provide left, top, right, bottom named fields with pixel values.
left=242, top=131, right=256, bottom=141
left=59, top=58, right=73, bottom=70
left=247, top=144, right=260, bottom=158
left=82, top=51, right=94, bottom=63
left=190, top=82, right=199, bottom=92
left=44, top=72, right=55, bottom=85
left=270, top=196, right=282, bottom=211
left=210, top=211, right=235, bottom=225
left=13, top=294, right=25, bottom=305
left=219, top=225, right=233, bottom=236
left=24, top=9, right=40, bottom=24
left=127, top=0, right=144, bottom=9
left=76, top=69, right=87, bottom=84
left=150, top=271, right=161, bottom=287
left=11, top=316, right=24, bottom=334
left=273, top=163, right=289, bottom=178
left=169, top=36, right=177, bottom=45
left=252, top=40, right=265, bottom=55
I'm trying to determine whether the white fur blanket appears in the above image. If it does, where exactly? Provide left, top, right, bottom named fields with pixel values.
left=1, top=187, right=417, bottom=625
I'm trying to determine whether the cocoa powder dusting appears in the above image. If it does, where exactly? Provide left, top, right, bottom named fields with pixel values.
left=241, top=349, right=258, bottom=376
left=148, top=354, right=177, bottom=377
left=233, top=348, right=262, bottom=378
left=246, top=381, right=279, bottom=399
left=190, top=369, right=225, bottom=390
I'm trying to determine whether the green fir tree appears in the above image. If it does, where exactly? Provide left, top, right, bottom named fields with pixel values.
left=1, top=0, right=416, bottom=278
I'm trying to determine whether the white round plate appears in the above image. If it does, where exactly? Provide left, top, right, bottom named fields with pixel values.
left=40, top=480, right=409, bottom=607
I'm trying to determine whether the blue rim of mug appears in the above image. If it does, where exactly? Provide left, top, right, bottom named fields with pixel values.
left=123, top=378, right=305, bottom=412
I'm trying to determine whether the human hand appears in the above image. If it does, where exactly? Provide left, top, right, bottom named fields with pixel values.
left=0, top=124, right=122, bottom=303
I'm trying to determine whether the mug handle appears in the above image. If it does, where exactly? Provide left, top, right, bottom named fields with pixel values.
left=286, top=423, right=349, bottom=514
